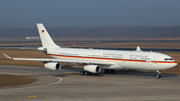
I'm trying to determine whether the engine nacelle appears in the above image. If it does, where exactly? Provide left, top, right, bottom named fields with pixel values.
left=44, top=62, right=61, bottom=70
left=84, top=65, right=101, bottom=73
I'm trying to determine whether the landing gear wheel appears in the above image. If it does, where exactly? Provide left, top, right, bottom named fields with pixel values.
left=87, top=72, right=92, bottom=75
left=156, top=74, right=161, bottom=78
left=85, top=71, right=88, bottom=75
left=85, top=71, right=92, bottom=75
left=112, top=70, right=115, bottom=73
left=104, top=69, right=115, bottom=74
left=80, top=71, right=85, bottom=75
left=104, top=69, right=108, bottom=73
left=156, top=70, right=162, bottom=78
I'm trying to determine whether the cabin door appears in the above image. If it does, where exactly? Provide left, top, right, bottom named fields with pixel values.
left=153, top=55, right=159, bottom=64
left=54, top=49, right=60, bottom=57
left=83, top=52, right=86, bottom=59
left=122, top=54, right=127, bottom=62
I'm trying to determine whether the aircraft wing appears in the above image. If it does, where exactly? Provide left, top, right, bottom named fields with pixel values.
left=3, top=53, right=112, bottom=65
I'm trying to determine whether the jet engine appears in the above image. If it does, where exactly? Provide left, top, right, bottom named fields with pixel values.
left=44, top=62, right=61, bottom=70
left=84, top=65, right=101, bottom=73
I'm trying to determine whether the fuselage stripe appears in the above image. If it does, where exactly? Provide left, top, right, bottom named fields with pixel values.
left=47, top=54, right=177, bottom=64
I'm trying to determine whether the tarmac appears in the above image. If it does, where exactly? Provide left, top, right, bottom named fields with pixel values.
left=0, top=65, right=180, bottom=101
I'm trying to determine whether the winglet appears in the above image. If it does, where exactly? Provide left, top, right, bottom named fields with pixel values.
left=136, top=46, right=142, bottom=52
left=3, top=53, right=13, bottom=59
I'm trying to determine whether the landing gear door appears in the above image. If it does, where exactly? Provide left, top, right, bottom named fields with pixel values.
left=153, top=55, right=159, bottom=64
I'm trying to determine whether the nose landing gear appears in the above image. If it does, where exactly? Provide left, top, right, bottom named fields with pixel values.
left=156, top=70, right=161, bottom=78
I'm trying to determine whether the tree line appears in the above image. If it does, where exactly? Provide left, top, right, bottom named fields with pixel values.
left=0, top=26, right=180, bottom=38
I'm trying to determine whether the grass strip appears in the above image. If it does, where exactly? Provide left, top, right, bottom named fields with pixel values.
left=0, top=74, right=36, bottom=88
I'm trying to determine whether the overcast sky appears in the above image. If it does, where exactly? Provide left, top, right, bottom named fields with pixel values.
left=1, top=0, right=180, bottom=28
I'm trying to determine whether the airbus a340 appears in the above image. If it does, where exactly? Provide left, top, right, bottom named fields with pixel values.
left=3, top=23, right=177, bottom=78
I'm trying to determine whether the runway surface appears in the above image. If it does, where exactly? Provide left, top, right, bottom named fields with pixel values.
left=0, top=65, right=180, bottom=101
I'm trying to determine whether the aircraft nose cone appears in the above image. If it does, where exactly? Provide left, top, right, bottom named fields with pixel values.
left=170, top=61, right=177, bottom=69
left=173, top=61, right=177, bottom=67
left=163, top=61, right=177, bottom=70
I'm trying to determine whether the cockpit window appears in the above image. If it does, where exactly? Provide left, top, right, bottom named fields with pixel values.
left=164, top=58, right=174, bottom=61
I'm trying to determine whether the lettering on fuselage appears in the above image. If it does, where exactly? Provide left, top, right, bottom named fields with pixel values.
left=103, top=53, right=123, bottom=57
left=129, top=54, right=149, bottom=60
left=103, top=53, right=149, bottom=60
left=103, top=53, right=123, bottom=59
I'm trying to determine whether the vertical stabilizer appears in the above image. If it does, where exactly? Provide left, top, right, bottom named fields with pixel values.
left=37, top=23, right=59, bottom=48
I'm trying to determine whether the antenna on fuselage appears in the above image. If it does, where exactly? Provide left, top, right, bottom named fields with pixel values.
left=136, top=46, right=142, bottom=52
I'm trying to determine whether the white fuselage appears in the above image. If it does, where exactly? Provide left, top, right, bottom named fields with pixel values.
left=47, top=47, right=177, bottom=71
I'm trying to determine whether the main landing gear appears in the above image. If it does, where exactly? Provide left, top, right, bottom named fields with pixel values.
left=104, top=69, right=115, bottom=74
left=80, top=71, right=92, bottom=75
left=156, top=70, right=161, bottom=78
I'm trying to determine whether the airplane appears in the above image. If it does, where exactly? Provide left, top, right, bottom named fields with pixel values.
left=3, top=23, right=177, bottom=78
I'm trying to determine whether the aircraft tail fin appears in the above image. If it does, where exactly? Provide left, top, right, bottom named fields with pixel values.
left=37, top=23, right=59, bottom=48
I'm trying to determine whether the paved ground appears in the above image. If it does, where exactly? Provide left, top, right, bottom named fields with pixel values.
left=0, top=65, right=180, bottom=101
